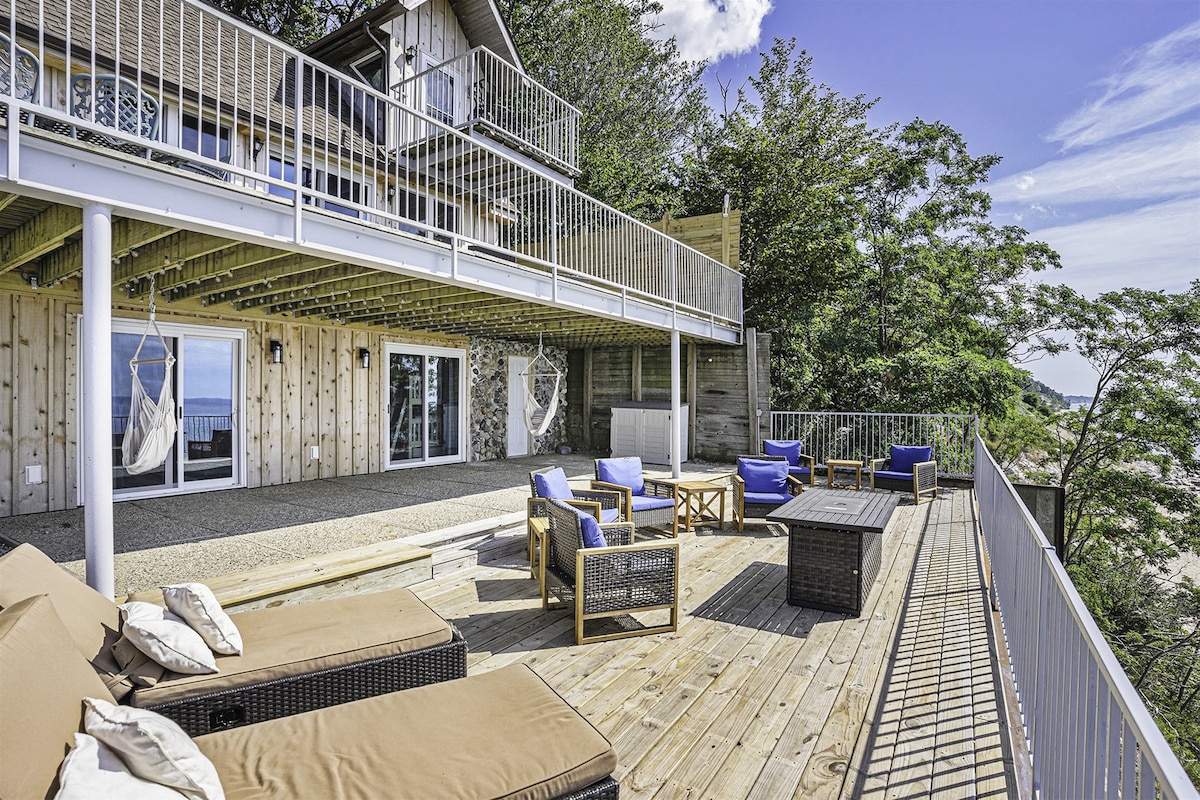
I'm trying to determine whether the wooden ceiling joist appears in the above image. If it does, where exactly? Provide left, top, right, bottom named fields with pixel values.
left=38, top=218, right=175, bottom=286
left=0, top=205, right=83, bottom=276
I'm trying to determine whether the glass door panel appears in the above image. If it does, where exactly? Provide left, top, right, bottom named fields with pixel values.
left=386, top=346, right=464, bottom=467
left=111, top=331, right=175, bottom=491
left=183, top=338, right=235, bottom=483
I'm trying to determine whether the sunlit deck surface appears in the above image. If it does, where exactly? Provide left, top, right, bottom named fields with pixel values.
left=410, top=487, right=1015, bottom=799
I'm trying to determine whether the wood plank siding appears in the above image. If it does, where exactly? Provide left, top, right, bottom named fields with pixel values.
left=0, top=284, right=464, bottom=514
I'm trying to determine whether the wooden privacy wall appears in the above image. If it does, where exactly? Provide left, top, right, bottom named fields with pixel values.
left=565, top=329, right=770, bottom=463
left=0, top=286, right=463, bottom=517
left=657, top=210, right=741, bottom=270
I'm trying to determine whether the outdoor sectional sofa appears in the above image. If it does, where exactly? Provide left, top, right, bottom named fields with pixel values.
left=0, top=543, right=468, bottom=736
left=0, top=593, right=620, bottom=799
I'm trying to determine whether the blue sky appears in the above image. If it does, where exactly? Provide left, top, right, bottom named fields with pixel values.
left=649, top=0, right=1200, bottom=396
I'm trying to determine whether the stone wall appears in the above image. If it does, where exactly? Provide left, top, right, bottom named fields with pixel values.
left=469, top=337, right=568, bottom=461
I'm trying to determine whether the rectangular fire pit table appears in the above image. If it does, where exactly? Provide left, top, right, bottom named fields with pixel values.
left=766, top=489, right=900, bottom=615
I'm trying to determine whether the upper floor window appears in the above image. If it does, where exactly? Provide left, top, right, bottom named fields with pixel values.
left=421, top=54, right=456, bottom=126
left=181, top=113, right=230, bottom=162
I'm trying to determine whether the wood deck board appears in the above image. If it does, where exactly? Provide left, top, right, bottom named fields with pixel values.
left=408, top=488, right=1013, bottom=799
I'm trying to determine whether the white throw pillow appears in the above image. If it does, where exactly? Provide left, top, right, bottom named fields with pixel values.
left=83, top=698, right=225, bottom=800
left=55, top=733, right=187, bottom=799
left=161, top=583, right=243, bottom=656
left=119, top=602, right=218, bottom=675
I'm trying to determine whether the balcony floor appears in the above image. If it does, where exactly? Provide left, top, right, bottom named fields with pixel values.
left=411, top=487, right=1016, bottom=799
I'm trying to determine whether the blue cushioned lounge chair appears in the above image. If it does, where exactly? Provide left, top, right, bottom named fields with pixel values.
left=870, top=445, right=937, bottom=504
left=762, top=439, right=815, bottom=487
left=731, top=455, right=803, bottom=532
left=591, top=456, right=678, bottom=536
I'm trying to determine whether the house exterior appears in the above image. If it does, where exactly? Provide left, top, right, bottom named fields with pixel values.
left=0, top=0, right=747, bottom=589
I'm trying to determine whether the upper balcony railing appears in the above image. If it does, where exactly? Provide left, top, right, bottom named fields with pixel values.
left=975, top=435, right=1198, bottom=799
left=0, top=0, right=741, bottom=332
left=394, top=46, right=580, bottom=175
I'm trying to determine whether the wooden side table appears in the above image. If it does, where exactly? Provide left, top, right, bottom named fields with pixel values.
left=674, top=480, right=725, bottom=533
left=528, top=516, right=550, bottom=604
left=826, top=459, right=863, bottom=490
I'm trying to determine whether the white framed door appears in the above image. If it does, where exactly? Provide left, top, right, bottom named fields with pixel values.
left=384, top=343, right=466, bottom=468
left=507, top=356, right=530, bottom=457
left=87, top=318, right=244, bottom=501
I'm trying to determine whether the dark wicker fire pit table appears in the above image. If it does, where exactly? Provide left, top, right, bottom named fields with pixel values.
left=766, top=489, right=900, bottom=616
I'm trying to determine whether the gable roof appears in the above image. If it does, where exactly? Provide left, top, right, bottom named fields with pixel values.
left=305, top=0, right=522, bottom=71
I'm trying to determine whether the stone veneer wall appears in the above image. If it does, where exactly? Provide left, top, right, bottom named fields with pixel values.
left=469, top=337, right=568, bottom=461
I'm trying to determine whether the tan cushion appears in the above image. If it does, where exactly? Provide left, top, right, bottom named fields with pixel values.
left=130, top=587, right=453, bottom=707
left=0, top=543, right=158, bottom=698
left=0, top=595, right=117, bottom=800
left=197, top=664, right=616, bottom=800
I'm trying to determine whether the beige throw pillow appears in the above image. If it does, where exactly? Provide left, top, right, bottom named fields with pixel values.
left=83, top=698, right=225, bottom=800
left=161, top=583, right=243, bottom=656
left=55, top=732, right=188, bottom=799
left=119, top=602, right=217, bottom=675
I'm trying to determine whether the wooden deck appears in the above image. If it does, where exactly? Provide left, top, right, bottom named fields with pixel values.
left=409, top=487, right=1016, bottom=799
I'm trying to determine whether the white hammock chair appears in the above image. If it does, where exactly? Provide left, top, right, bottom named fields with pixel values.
left=121, top=278, right=177, bottom=474
left=520, top=338, right=561, bottom=437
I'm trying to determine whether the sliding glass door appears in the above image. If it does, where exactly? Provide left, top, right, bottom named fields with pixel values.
left=103, top=319, right=243, bottom=498
left=385, top=344, right=465, bottom=467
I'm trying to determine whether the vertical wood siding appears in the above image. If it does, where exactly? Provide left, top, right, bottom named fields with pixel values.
left=0, top=288, right=465, bottom=517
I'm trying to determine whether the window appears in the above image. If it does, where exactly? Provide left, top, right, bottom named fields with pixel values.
left=318, top=171, right=368, bottom=218
left=181, top=113, right=230, bottom=161
left=397, top=189, right=460, bottom=241
left=267, top=156, right=306, bottom=201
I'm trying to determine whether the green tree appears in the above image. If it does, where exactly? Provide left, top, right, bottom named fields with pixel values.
left=214, top=0, right=382, bottom=46
left=498, top=0, right=708, bottom=218
left=1014, top=282, right=1200, bottom=780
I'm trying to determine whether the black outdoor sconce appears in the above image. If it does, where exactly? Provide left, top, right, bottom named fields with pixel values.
left=269, top=340, right=283, bottom=364
left=359, top=347, right=371, bottom=369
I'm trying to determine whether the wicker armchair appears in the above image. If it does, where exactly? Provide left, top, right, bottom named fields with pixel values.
left=528, top=466, right=622, bottom=576
left=544, top=498, right=680, bottom=645
left=731, top=455, right=804, bottom=532
left=870, top=445, right=937, bottom=504
left=591, top=456, right=679, bottom=536
left=762, top=439, right=816, bottom=487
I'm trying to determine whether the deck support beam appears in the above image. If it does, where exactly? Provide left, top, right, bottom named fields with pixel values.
left=670, top=328, right=682, bottom=479
left=82, top=203, right=115, bottom=599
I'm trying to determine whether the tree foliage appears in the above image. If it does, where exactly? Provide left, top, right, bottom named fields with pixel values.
left=214, top=0, right=382, bottom=46
left=498, top=0, right=708, bottom=218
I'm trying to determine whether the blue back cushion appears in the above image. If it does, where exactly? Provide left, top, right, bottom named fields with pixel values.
left=534, top=467, right=572, bottom=499
left=738, top=457, right=788, bottom=494
left=763, top=439, right=803, bottom=466
left=597, top=457, right=645, bottom=496
left=579, top=511, right=607, bottom=548
left=890, top=445, right=933, bottom=474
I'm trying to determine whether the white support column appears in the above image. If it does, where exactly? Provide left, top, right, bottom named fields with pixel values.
left=670, top=329, right=682, bottom=479
left=82, top=204, right=115, bottom=599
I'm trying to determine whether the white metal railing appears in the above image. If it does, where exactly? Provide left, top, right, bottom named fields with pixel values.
left=394, top=46, right=579, bottom=174
left=0, top=0, right=742, bottom=329
left=770, top=411, right=978, bottom=478
left=975, top=435, right=1198, bottom=799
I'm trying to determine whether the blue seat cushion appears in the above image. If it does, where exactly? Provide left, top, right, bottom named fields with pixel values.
left=600, top=507, right=621, bottom=524
left=787, top=465, right=812, bottom=478
left=889, top=445, right=932, bottom=474
left=874, top=469, right=915, bottom=482
left=738, top=457, right=788, bottom=494
left=744, top=491, right=793, bottom=506
left=597, top=457, right=645, bottom=496
left=763, top=439, right=803, bottom=467
left=579, top=511, right=607, bottom=548
left=630, top=495, right=675, bottom=513
left=533, top=468, right=573, bottom=499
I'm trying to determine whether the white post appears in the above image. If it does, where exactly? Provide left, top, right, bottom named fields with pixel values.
left=82, top=204, right=115, bottom=599
left=670, top=328, right=682, bottom=479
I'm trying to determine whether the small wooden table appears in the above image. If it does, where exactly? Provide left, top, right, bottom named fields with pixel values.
left=527, top=516, right=549, bottom=601
left=826, top=459, right=864, bottom=490
left=673, top=480, right=725, bottom=533
left=767, top=489, right=899, bottom=616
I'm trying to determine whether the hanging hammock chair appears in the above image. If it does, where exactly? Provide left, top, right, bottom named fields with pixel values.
left=121, top=278, right=177, bottom=474
left=520, top=338, right=561, bottom=437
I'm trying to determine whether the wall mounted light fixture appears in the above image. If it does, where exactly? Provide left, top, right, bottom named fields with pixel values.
left=405, top=45, right=418, bottom=63
left=269, top=340, right=283, bottom=364
left=359, top=347, right=371, bottom=369
left=251, top=136, right=265, bottom=162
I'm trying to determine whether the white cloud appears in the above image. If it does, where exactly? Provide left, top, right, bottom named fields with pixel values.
left=993, top=122, right=1200, bottom=204
left=1050, top=19, right=1200, bottom=150
left=1029, top=198, right=1200, bottom=296
left=648, top=0, right=773, bottom=63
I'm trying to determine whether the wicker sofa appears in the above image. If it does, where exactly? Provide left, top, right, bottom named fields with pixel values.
left=0, top=593, right=620, bottom=799
left=0, top=543, right=468, bottom=736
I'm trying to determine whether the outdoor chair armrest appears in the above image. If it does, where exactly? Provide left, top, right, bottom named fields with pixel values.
left=786, top=475, right=804, bottom=494
left=797, top=454, right=815, bottom=469
left=527, top=496, right=550, bottom=518
left=576, top=538, right=680, bottom=584
left=869, top=457, right=889, bottom=473
left=643, top=478, right=678, bottom=499
left=598, top=521, right=636, bottom=546
left=571, top=488, right=623, bottom=513
left=590, top=480, right=633, bottom=517
left=914, top=460, right=937, bottom=479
